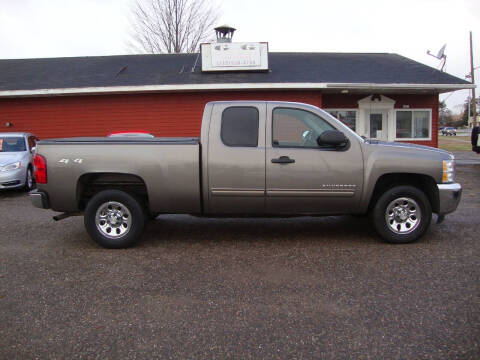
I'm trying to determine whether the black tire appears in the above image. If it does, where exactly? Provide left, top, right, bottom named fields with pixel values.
left=372, top=185, right=432, bottom=244
left=471, top=127, right=479, bottom=145
left=24, top=166, right=35, bottom=192
left=472, top=127, right=480, bottom=153
left=84, top=190, right=146, bottom=248
left=149, top=212, right=160, bottom=220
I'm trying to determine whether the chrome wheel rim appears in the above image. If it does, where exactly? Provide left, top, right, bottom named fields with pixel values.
left=95, top=201, right=132, bottom=239
left=26, top=169, right=33, bottom=189
left=385, top=197, right=421, bottom=234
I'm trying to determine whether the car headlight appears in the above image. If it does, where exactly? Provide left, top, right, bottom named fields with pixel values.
left=442, top=160, right=455, bottom=183
left=0, top=161, right=21, bottom=172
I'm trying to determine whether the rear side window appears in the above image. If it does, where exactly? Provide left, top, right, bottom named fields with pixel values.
left=221, top=107, right=259, bottom=147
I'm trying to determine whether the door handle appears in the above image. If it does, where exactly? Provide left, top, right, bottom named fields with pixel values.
left=271, top=156, right=295, bottom=164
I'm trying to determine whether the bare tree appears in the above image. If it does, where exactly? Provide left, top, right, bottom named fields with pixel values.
left=128, top=0, right=219, bottom=54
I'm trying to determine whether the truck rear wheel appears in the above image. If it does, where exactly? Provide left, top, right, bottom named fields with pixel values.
left=372, top=185, right=432, bottom=244
left=84, top=190, right=145, bottom=248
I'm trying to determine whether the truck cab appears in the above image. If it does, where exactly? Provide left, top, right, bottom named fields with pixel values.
left=202, top=101, right=363, bottom=215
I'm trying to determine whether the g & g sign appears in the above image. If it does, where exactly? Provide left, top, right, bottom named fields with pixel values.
left=212, top=43, right=261, bottom=67
left=201, top=42, right=269, bottom=72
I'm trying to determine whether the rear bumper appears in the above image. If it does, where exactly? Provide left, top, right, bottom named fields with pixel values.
left=437, top=183, right=462, bottom=215
left=29, top=190, right=50, bottom=209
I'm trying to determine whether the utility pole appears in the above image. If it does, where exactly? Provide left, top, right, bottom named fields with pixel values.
left=468, top=96, right=471, bottom=126
left=470, top=31, right=477, bottom=127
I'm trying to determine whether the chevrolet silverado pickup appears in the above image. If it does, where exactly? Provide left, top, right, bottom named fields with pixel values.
left=30, top=101, right=462, bottom=248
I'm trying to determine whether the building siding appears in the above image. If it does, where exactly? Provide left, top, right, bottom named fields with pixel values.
left=0, top=91, right=322, bottom=139
left=0, top=90, right=437, bottom=148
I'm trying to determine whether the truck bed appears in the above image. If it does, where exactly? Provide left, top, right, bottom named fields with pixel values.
left=36, top=137, right=201, bottom=214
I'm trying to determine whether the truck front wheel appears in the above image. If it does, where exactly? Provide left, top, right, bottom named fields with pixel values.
left=372, top=185, right=432, bottom=244
left=84, top=190, right=145, bottom=248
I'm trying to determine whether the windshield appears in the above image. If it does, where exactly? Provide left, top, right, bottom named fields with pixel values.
left=318, top=108, right=365, bottom=142
left=0, top=137, right=26, bottom=152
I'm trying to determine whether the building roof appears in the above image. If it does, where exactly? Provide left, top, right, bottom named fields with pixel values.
left=0, top=52, right=473, bottom=97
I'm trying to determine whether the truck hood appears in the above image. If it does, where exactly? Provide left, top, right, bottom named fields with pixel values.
left=0, top=152, right=24, bottom=166
left=366, top=140, right=453, bottom=159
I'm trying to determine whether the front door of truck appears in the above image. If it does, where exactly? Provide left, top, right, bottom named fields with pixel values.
left=265, top=104, right=364, bottom=214
left=206, top=102, right=266, bottom=214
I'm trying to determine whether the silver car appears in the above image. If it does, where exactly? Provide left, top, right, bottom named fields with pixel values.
left=0, top=132, right=38, bottom=191
left=442, top=127, right=457, bottom=136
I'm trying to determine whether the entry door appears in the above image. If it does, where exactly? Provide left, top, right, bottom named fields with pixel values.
left=206, top=102, right=266, bottom=214
left=265, top=104, right=364, bottom=214
left=367, top=111, right=388, bottom=141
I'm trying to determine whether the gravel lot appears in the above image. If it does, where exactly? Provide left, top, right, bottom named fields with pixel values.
left=0, top=160, right=479, bottom=359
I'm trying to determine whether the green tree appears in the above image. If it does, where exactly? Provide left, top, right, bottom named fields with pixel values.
left=461, top=97, right=476, bottom=125
left=439, top=100, right=452, bottom=126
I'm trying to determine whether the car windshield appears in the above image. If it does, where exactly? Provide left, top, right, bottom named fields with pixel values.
left=0, top=137, right=26, bottom=152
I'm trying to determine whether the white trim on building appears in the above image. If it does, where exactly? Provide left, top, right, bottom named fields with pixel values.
left=357, top=95, right=396, bottom=141
left=0, top=82, right=473, bottom=98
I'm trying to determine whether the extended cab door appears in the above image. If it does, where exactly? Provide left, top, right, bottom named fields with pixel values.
left=265, top=103, right=364, bottom=214
left=205, top=102, right=266, bottom=214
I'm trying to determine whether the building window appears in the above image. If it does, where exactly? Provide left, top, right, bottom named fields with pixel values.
left=325, top=109, right=357, bottom=131
left=395, top=110, right=431, bottom=140
left=221, top=107, right=259, bottom=147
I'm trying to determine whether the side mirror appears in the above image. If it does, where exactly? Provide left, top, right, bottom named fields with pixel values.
left=317, top=130, right=349, bottom=148
left=30, top=146, right=36, bottom=154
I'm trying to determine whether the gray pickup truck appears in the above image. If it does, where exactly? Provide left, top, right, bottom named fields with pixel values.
left=30, top=101, right=461, bottom=248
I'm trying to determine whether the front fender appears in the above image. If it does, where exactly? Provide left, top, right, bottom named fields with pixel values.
left=360, top=143, right=448, bottom=213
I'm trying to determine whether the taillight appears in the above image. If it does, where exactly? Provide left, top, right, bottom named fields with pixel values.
left=33, top=154, right=47, bottom=184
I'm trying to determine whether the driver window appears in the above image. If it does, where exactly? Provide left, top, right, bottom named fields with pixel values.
left=272, top=108, right=335, bottom=148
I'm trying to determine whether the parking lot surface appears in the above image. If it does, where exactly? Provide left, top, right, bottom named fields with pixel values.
left=1, top=162, right=479, bottom=359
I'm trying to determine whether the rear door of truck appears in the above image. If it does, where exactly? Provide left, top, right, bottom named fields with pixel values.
left=205, top=102, right=266, bottom=214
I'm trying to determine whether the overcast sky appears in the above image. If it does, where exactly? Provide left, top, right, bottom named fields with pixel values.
left=0, top=0, right=479, bottom=111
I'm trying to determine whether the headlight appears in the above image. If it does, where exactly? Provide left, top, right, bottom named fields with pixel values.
left=0, top=161, right=21, bottom=172
left=442, top=160, right=455, bottom=183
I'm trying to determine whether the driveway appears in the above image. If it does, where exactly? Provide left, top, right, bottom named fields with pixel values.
left=0, top=163, right=479, bottom=359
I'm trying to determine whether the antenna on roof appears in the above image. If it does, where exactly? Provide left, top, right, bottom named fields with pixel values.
left=427, top=44, right=447, bottom=71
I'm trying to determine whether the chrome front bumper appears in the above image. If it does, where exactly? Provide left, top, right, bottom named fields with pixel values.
left=29, top=190, right=50, bottom=209
left=437, top=183, right=462, bottom=215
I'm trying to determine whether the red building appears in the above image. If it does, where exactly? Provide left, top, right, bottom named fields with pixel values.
left=0, top=49, right=472, bottom=148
